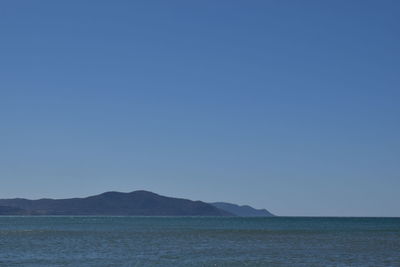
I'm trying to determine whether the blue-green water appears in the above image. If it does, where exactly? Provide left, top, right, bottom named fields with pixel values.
left=0, top=217, right=399, bottom=266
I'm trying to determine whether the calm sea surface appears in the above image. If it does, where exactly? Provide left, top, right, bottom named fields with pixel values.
left=0, top=216, right=399, bottom=266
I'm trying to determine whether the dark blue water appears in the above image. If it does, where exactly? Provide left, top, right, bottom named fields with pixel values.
left=0, top=217, right=399, bottom=266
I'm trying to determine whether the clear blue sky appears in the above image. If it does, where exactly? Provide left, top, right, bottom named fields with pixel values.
left=1, top=1, right=399, bottom=216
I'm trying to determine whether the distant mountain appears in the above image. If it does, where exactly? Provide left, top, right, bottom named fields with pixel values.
left=211, top=202, right=274, bottom=217
left=0, top=191, right=233, bottom=216
left=0, top=205, right=29, bottom=215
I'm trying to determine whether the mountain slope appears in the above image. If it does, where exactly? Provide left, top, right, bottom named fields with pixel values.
left=0, top=205, right=29, bottom=215
left=211, top=202, right=274, bottom=217
left=0, top=191, right=233, bottom=216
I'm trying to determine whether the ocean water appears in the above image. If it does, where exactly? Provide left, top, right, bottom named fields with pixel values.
left=0, top=217, right=399, bottom=266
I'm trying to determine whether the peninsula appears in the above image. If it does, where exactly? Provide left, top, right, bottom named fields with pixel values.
left=0, top=190, right=274, bottom=217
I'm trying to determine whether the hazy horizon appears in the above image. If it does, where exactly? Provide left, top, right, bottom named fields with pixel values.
left=1, top=1, right=399, bottom=217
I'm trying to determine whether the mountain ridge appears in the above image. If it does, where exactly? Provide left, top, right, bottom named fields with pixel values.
left=0, top=190, right=274, bottom=217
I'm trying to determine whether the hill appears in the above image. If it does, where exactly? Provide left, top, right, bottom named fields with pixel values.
left=211, top=202, right=274, bottom=216
left=0, top=191, right=232, bottom=216
left=0, top=205, right=29, bottom=215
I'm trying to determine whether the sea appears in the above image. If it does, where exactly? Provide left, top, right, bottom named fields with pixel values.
left=0, top=216, right=399, bottom=266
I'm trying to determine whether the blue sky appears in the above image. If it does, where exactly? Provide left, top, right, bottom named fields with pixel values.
left=1, top=0, right=399, bottom=216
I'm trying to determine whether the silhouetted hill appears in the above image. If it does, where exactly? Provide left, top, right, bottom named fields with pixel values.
left=211, top=202, right=274, bottom=216
left=0, top=205, right=29, bottom=215
left=0, top=191, right=233, bottom=216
